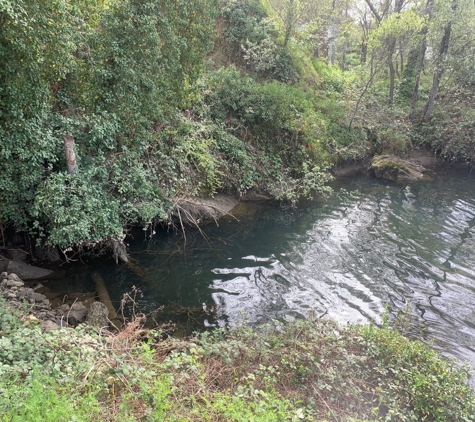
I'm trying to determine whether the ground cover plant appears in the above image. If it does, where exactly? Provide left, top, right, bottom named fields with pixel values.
left=0, top=298, right=474, bottom=421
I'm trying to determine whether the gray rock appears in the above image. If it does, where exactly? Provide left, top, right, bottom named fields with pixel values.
left=370, top=155, right=426, bottom=183
left=69, top=302, right=87, bottom=323
left=7, top=273, right=23, bottom=283
left=57, top=304, right=70, bottom=314
left=7, top=249, right=28, bottom=262
left=6, top=261, right=53, bottom=280
left=16, top=288, right=31, bottom=300
left=41, top=320, right=60, bottom=332
left=86, top=302, right=109, bottom=328
left=6, top=279, right=25, bottom=288
left=1, top=271, right=8, bottom=279
left=33, top=292, right=47, bottom=303
left=34, top=245, right=61, bottom=263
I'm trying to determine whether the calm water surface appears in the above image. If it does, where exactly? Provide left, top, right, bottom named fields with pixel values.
left=79, top=166, right=475, bottom=369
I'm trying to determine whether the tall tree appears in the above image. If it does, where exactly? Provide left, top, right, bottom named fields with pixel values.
left=422, top=0, right=457, bottom=120
left=410, top=0, right=434, bottom=118
left=364, top=0, right=406, bottom=105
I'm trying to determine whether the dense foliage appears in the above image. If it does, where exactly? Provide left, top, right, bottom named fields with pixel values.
left=1, top=0, right=475, bottom=251
left=1, top=300, right=474, bottom=421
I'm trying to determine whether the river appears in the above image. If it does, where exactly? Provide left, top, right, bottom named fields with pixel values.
left=56, top=165, right=475, bottom=370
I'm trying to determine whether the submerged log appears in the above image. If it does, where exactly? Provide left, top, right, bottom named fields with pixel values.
left=91, top=271, right=122, bottom=328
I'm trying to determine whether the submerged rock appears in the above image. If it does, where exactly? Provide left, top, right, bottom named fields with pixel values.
left=370, top=155, right=426, bottom=183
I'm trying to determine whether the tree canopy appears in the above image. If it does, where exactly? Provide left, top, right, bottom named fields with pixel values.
left=1, top=0, right=475, bottom=255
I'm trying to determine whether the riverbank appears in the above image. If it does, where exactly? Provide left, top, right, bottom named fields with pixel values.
left=0, top=291, right=474, bottom=422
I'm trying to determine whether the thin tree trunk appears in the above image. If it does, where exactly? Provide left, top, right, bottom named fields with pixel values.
left=388, top=38, right=396, bottom=106
left=63, top=133, right=77, bottom=174
left=399, top=40, right=404, bottom=75
left=410, top=0, right=434, bottom=118
left=364, top=0, right=382, bottom=22
left=349, top=58, right=385, bottom=130
left=422, top=19, right=453, bottom=120
left=388, top=0, right=405, bottom=106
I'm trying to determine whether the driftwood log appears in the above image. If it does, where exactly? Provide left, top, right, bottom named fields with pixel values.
left=91, top=271, right=122, bottom=329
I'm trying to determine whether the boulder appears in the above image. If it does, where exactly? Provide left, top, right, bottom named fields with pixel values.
left=41, top=320, right=61, bottom=332
left=86, top=301, right=109, bottom=329
left=7, top=249, right=29, bottom=262
left=57, top=304, right=70, bottom=314
left=6, top=260, right=53, bottom=280
left=68, top=302, right=87, bottom=323
left=34, top=245, right=61, bottom=263
left=370, top=155, right=426, bottom=183
left=5, top=279, right=24, bottom=288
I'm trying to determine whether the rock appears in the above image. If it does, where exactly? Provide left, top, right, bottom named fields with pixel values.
left=7, top=249, right=29, bottom=262
left=86, top=302, right=109, bottom=329
left=34, top=245, right=61, bottom=263
left=0, top=259, right=8, bottom=273
left=6, top=260, right=53, bottom=280
left=5, top=279, right=24, bottom=288
left=57, top=304, right=70, bottom=314
left=370, top=155, right=426, bottom=183
left=33, top=292, right=47, bottom=303
left=7, top=273, right=22, bottom=282
left=69, top=302, right=87, bottom=323
left=1, top=271, right=7, bottom=279
left=17, top=288, right=31, bottom=300
left=41, top=320, right=61, bottom=332
left=240, top=188, right=274, bottom=201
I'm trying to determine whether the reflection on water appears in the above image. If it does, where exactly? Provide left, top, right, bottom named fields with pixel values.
left=101, top=166, right=475, bottom=368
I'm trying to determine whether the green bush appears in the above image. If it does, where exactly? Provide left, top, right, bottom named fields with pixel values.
left=1, top=299, right=474, bottom=421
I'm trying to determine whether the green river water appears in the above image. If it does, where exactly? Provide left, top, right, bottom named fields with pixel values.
left=53, top=165, right=475, bottom=370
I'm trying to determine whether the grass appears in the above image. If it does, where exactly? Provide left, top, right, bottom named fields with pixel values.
left=0, top=300, right=474, bottom=421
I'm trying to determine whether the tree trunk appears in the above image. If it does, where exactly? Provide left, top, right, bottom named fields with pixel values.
left=283, top=0, right=296, bottom=47
left=422, top=20, right=453, bottom=120
left=388, top=0, right=405, bottom=106
left=388, top=38, right=396, bottom=106
left=410, top=0, right=434, bottom=118
left=63, top=133, right=77, bottom=174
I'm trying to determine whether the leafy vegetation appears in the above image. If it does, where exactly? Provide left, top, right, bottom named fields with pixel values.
left=0, top=300, right=474, bottom=421
left=1, top=0, right=475, bottom=251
